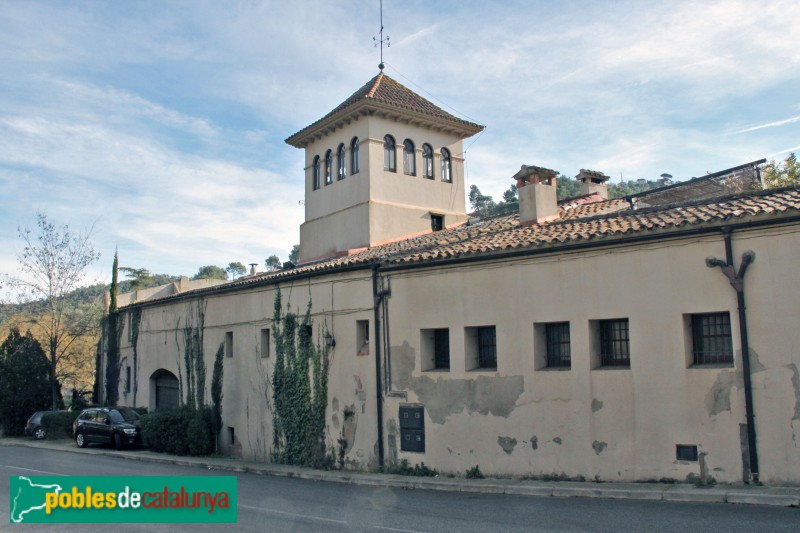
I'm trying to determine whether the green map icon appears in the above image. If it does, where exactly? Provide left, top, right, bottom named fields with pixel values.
left=10, top=476, right=63, bottom=523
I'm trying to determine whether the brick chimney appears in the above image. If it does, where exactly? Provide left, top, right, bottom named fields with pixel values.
left=514, top=164, right=559, bottom=226
left=577, top=169, right=610, bottom=200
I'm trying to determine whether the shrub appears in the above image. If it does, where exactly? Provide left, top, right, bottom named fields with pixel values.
left=41, top=411, right=79, bottom=439
left=141, top=406, right=214, bottom=456
left=186, top=408, right=213, bottom=456
left=386, top=459, right=438, bottom=477
left=466, top=465, right=484, bottom=479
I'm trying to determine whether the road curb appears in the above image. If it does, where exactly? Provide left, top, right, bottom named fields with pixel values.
left=3, top=439, right=799, bottom=508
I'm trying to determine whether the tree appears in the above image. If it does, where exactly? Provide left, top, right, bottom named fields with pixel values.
left=288, top=244, right=300, bottom=264
left=2, top=213, right=100, bottom=410
left=761, top=153, right=800, bottom=189
left=502, top=184, right=518, bottom=203
left=468, top=185, right=496, bottom=213
left=556, top=174, right=581, bottom=200
left=0, top=329, right=57, bottom=436
left=192, top=265, right=228, bottom=280
left=109, top=250, right=119, bottom=314
left=265, top=255, right=281, bottom=271
left=226, top=262, right=246, bottom=280
left=118, top=266, right=153, bottom=290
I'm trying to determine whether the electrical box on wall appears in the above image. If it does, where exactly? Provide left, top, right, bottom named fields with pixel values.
left=399, top=405, right=425, bottom=452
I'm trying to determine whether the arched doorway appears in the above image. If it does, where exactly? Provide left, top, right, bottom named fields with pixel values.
left=149, top=369, right=179, bottom=410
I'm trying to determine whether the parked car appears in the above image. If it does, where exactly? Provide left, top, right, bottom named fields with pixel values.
left=72, top=407, right=142, bottom=450
left=24, top=410, right=68, bottom=440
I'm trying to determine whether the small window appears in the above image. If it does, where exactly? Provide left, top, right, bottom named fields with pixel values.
left=545, top=322, right=571, bottom=368
left=125, top=365, right=131, bottom=393
left=691, top=312, right=733, bottom=365
left=312, top=156, right=321, bottom=190
left=351, top=137, right=360, bottom=174
left=357, top=320, right=370, bottom=356
left=676, top=444, right=699, bottom=461
left=422, top=144, right=434, bottom=179
left=337, top=143, right=346, bottom=180
left=440, top=148, right=452, bottom=182
left=431, top=214, right=444, bottom=232
left=228, top=426, right=235, bottom=446
left=225, top=331, right=233, bottom=358
left=384, top=135, right=396, bottom=172
left=260, top=328, right=270, bottom=358
left=403, top=139, right=416, bottom=176
left=466, top=326, right=497, bottom=370
left=597, top=319, right=630, bottom=367
left=324, top=149, right=333, bottom=185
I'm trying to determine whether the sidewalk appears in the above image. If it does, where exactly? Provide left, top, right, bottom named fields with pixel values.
left=3, top=437, right=799, bottom=508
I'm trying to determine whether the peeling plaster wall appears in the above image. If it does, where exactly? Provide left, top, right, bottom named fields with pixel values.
left=112, top=271, right=377, bottom=466
left=106, top=224, right=800, bottom=483
left=383, top=227, right=800, bottom=483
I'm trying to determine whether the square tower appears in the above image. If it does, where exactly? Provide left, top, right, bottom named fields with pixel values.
left=286, top=72, right=484, bottom=262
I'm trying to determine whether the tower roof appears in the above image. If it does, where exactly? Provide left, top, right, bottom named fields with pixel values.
left=285, top=72, right=484, bottom=148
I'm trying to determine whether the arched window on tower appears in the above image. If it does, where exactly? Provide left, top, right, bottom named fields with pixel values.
left=312, top=156, right=321, bottom=190
left=384, top=135, right=396, bottom=172
left=325, top=149, right=333, bottom=185
left=441, top=148, right=452, bottom=182
left=422, top=143, right=434, bottom=179
left=403, top=139, right=416, bottom=176
left=337, top=143, right=346, bottom=180
left=351, top=137, right=360, bottom=174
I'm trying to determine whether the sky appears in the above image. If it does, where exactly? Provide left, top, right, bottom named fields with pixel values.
left=1, top=0, right=798, bottom=292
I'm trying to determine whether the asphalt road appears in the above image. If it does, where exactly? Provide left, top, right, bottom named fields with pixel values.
left=2, top=445, right=799, bottom=532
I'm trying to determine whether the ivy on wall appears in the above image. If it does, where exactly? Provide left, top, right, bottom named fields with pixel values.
left=271, top=287, right=331, bottom=467
left=182, top=299, right=207, bottom=410
left=129, top=307, right=142, bottom=407
left=211, top=343, right=224, bottom=452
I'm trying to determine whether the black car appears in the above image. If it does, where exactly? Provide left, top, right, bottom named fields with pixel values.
left=73, top=407, right=141, bottom=450
left=24, top=410, right=67, bottom=439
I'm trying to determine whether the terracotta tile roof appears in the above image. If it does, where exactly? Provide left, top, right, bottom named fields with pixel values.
left=125, top=187, right=800, bottom=307
left=285, top=72, right=484, bottom=147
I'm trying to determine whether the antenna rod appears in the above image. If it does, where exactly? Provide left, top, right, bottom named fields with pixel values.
left=373, top=0, right=389, bottom=70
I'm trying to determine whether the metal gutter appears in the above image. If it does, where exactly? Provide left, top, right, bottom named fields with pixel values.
left=372, top=265, right=386, bottom=470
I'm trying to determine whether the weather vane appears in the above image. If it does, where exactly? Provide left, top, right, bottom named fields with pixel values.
left=373, top=0, right=389, bottom=70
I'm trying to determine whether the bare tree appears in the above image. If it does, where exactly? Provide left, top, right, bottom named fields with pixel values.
left=2, top=213, right=101, bottom=409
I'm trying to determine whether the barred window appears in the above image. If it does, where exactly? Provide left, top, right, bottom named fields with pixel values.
left=691, top=312, right=733, bottom=365
left=477, top=326, right=497, bottom=369
left=545, top=322, right=571, bottom=368
left=433, top=329, right=450, bottom=370
left=599, top=318, right=630, bottom=367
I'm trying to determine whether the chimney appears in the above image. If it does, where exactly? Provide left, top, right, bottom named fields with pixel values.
left=514, top=164, right=559, bottom=226
left=577, top=169, right=610, bottom=200
left=249, top=263, right=258, bottom=276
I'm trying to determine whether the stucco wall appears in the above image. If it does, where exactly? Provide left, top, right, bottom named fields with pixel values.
left=108, top=222, right=800, bottom=483
left=113, top=270, right=380, bottom=467
left=381, top=225, right=800, bottom=483
left=299, top=115, right=468, bottom=260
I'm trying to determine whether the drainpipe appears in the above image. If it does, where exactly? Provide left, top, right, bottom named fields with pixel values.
left=705, top=227, right=759, bottom=483
left=372, top=265, right=385, bottom=470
